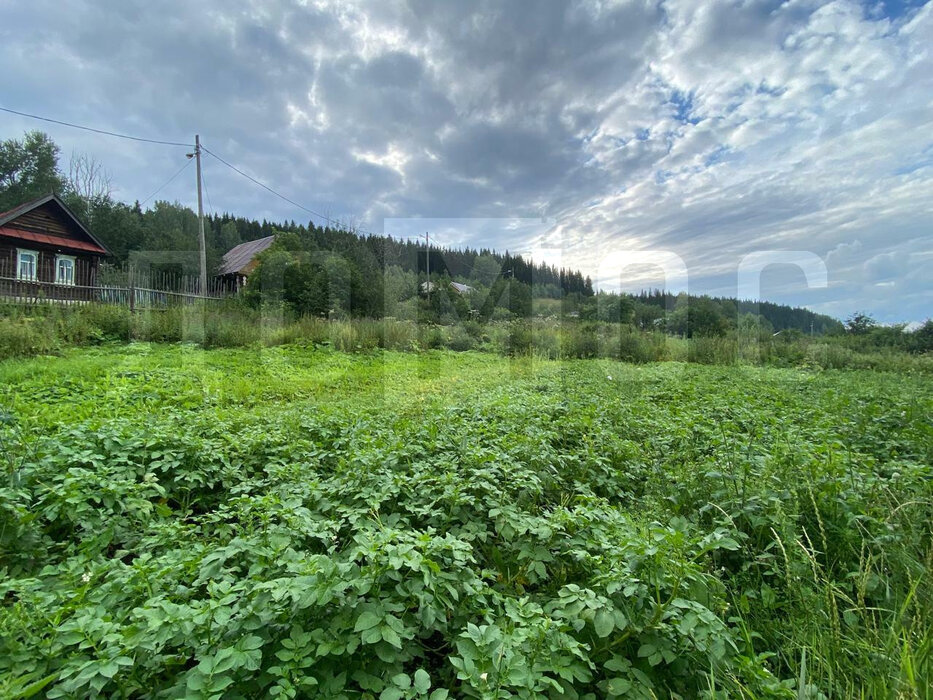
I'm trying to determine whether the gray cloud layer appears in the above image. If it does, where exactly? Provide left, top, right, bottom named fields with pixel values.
left=1, top=0, right=930, bottom=321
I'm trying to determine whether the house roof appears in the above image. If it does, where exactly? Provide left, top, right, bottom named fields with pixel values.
left=450, top=282, right=476, bottom=294
left=420, top=281, right=477, bottom=294
left=218, top=235, right=276, bottom=275
left=0, top=227, right=110, bottom=253
left=0, top=193, right=111, bottom=256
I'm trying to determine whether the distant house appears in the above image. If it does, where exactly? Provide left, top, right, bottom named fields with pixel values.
left=0, top=194, right=110, bottom=297
left=217, top=235, right=275, bottom=291
left=450, top=282, right=477, bottom=295
left=420, top=281, right=477, bottom=295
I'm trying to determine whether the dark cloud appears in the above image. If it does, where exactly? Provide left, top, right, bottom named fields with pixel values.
left=1, top=0, right=930, bottom=321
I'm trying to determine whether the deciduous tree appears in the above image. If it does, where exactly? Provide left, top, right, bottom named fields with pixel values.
left=0, top=131, right=66, bottom=210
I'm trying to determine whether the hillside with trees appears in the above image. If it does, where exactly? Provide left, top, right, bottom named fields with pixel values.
left=0, top=129, right=850, bottom=337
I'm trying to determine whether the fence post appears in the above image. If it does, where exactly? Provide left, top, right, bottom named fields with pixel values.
left=129, top=266, right=135, bottom=313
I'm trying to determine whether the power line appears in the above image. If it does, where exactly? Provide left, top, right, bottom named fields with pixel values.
left=200, top=159, right=215, bottom=217
left=201, top=144, right=342, bottom=227
left=1, top=107, right=547, bottom=275
left=0, top=106, right=194, bottom=147
left=140, top=158, right=193, bottom=207
left=1, top=106, right=373, bottom=233
left=140, top=141, right=521, bottom=271
left=201, top=144, right=427, bottom=243
left=1, top=107, right=514, bottom=255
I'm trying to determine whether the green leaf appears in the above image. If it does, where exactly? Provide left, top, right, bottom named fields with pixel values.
left=354, top=611, right=382, bottom=632
left=187, top=671, right=206, bottom=691
left=413, top=669, right=431, bottom=693
left=97, top=661, right=118, bottom=679
left=606, top=677, right=632, bottom=696
left=637, top=643, right=656, bottom=658
left=594, top=608, right=615, bottom=638
left=362, top=626, right=382, bottom=645
left=240, top=635, right=264, bottom=650
left=381, top=626, right=402, bottom=649
left=18, top=671, right=60, bottom=698
left=212, top=649, right=236, bottom=674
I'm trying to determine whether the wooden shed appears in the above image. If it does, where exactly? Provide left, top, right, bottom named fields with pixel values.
left=0, top=194, right=111, bottom=300
left=216, top=235, right=276, bottom=291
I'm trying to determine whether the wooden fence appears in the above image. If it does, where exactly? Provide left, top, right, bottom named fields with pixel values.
left=0, top=260, right=232, bottom=309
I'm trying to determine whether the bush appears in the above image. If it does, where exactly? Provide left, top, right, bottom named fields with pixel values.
left=531, top=323, right=560, bottom=359
left=461, top=319, right=484, bottom=339
left=420, top=325, right=448, bottom=350
left=805, top=343, right=862, bottom=369
left=561, top=323, right=599, bottom=358
left=805, top=343, right=933, bottom=373
left=354, top=320, right=384, bottom=351
left=767, top=337, right=807, bottom=367
left=447, top=326, right=476, bottom=351
left=79, top=304, right=132, bottom=342
left=688, top=336, right=736, bottom=365
left=501, top=321, right=533, bottom=356
left=614, top=327, right=665, bottom=363
left=0, top=316, right=57, bottom=359
left=135, top=308, right=184, bottom=343
left=56, top=309, right=99, bottom=345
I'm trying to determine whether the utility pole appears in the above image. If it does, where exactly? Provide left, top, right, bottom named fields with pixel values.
left=425, top=231, right=430, bottom=296
left=194, top=135, right=207, bottom=296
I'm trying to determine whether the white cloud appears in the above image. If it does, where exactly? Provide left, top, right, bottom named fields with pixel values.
left=0, top=0, right=930, bottom=321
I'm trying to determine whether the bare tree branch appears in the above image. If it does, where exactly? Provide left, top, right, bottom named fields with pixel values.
left=66, top=150, right=113, bottom=224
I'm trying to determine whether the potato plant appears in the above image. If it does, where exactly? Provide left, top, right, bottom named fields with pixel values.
left=1, top=346, right=930, bottom=698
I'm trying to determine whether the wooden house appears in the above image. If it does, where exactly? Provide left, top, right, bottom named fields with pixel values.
left=216, top=235, right=275, bottom=291
left=0, top=194, right=111, bottom=300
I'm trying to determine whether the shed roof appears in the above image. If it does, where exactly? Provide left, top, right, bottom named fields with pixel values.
left=218, top=235, right=276, bottom=275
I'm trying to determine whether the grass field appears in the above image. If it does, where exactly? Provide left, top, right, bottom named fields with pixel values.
left=1, top=345, right=931, bottom=698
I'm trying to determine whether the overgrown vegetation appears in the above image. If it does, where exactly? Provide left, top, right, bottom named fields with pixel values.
left=1, top=302, right=931, bottom=374
left=0, top=346, right=931, bottom=698
left=2, top=128, right=931, bottom=699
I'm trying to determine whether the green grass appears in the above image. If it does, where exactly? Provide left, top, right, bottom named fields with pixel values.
left=1, top=345, right=931, bottom=698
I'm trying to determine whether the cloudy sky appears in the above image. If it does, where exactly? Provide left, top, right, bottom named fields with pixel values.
left=1, top=0, right=930, bottom=321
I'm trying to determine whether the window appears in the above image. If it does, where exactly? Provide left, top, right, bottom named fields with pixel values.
left=17, top=249, right=37, bottom=281
left=56, top=255, right=76, bottom=285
